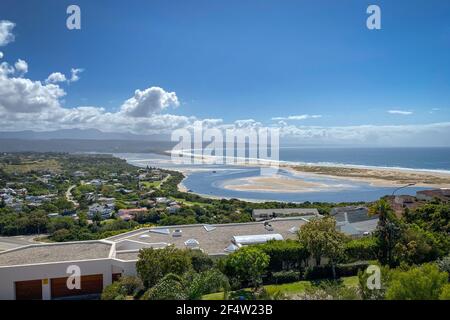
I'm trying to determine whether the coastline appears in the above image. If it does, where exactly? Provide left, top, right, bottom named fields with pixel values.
left=283, top=164, right=450, bottom=188
left=121, top=152, right=450, bottom=198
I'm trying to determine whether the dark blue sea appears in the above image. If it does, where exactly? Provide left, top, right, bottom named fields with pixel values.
left=278, top=147, right=450, bottom=171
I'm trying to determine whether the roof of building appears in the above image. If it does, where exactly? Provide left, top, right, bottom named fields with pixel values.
left=115, top=251, right=140, bottom=261
left=252, top=208, right=320, bottom=216
left=0, top=241, right=112, bottom=267
left=110, top=218, right=310, bottom=255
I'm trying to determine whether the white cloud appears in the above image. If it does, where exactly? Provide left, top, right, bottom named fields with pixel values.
left=46, top=72, right=67, bottom=84
left=388, top=110, right=413, bottom=115
left=69, top=68, right=83, bottom=83
left=121, top=86, right=180, bottom=117
left=272, top=114, right=322, bottom=121
left=14, top=59, right=28, bottom=75
left=0, top=52, right=3, bottom=59
left=0, top=56, right=190, bottom=134
left=0, top=53, right=449, bottom=146
left=276, top=122, right=450, bottom=147
left=0, top=60, right=65, bottom=113
left=0, top=21, right=15, bottom=46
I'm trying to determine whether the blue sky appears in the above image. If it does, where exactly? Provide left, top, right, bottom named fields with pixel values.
left=0, top=0, right=450, bottom=145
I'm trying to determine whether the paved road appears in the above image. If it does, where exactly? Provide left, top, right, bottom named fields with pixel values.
left=0, top=235, right=44, bottom=252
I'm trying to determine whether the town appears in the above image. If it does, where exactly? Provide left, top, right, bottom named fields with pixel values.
left=0, top=152, right=449, bottom=301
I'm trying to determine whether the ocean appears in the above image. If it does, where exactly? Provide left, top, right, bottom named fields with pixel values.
left=279, top=147, right=450, bottom=172
left=117, top=147, right=450, bottom=203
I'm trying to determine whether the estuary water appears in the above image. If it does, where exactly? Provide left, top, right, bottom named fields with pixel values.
left=115, top=147, right=449, bottom=203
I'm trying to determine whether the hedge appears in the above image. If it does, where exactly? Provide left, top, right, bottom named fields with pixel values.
left=344, top=237, right=378, bottom=262
left=303, top=261, right=370, bottom=280
left=255, top=240, right=309, bottom=272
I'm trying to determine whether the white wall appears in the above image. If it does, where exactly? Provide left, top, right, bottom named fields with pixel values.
left=0, top=259, right=115, bottom=300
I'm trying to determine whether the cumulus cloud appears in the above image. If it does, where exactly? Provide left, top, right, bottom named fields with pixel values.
left=0, top=52, right=3, bottom=59
left=388, top=110, right=413, bottom=115
left=0, top=56, right=190, bottom=134
left=121, top=86, right=180, bottom=117
left=272, top=114, right=322, bottom=121
left=14, top=59, right=28, bottom=75
left=0, top=21, right=15, bottom=46
left=46, top=72, right=67, bottom=84
left=69, top=68, right=83, bottom=83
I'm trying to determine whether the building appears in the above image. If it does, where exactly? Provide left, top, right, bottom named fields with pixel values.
left=331, top=206, right=378, bottom=237
left=88, top=204, right=114, bottom=219
left=0, top=212, right=378, bottom=300
left=0, top=217, right=310, bottom=300
left=386, top=195, right=421, bottom=217
left=0, top=241, right=135, bottom=300
left=117, top=208, right=148, bottom=221
left=167, top=204, right=181, bottom=214
left=252, top=208, right=320, bottom=221
left=416, top=189, right=450, bottom=202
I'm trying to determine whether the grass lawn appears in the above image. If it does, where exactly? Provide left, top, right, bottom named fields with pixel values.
left=171, top=197, right=212, bottom=208
left=202, top=276, right=359, bottom=300
left=141, top=181, right=162, bottom=189
left=0, top=159, right=61, bottom=174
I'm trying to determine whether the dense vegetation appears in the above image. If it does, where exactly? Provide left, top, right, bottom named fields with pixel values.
left=0, top=152, right=362, bottom=241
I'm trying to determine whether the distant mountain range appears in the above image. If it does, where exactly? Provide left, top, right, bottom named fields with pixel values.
left=0, top=129, right=174, bottom=153
left=0, top=129, right=170, bottom=141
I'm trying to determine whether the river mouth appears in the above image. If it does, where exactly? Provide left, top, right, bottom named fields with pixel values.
left=115, top=152, right=431, bottom=203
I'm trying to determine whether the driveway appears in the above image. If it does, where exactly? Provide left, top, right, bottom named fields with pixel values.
left=0, top=235, right=44, bottom=252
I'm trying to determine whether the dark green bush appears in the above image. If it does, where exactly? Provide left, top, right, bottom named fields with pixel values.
left=344, top=237, right=378, bottom=262
left=270, top=270, right=301, bottom=284
left=304, top=262, right=370, bottom=280
left=256, top=240, right=309, bottom=272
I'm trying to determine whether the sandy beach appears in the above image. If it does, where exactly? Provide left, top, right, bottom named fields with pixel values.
left=221, top=175, right=339, bottom=193
left=173, top=157, right=450, bottom=195
left=285, top=164, right=450, bottom=188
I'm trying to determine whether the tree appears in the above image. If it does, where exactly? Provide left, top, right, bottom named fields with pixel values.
left=298, top=217, right=346, bottom=278
left=141, top=273, right=188, bottom=300
left=385, top=264, right=448, bottom=300
left=225, top=247, right=269, bottom=289
left=136, top=247, right=192, bottom=288
left=101, top=276, right=143, bottom=300
left=186, top=269, right=230, bottom=300
left=189, top=249, right=214, bottom=273
left=439, top=284, right=450, bottom=300
left=393, top=224, right=443, bottom=265
left=370, top=199, right=402, bottom=267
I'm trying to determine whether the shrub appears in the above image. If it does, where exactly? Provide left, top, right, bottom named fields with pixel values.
left=304, top=262, right=369, bottom=280
left=344, top=237, right=378, bottom=262
left=141, top=274, right=187, bottom=300
left=437, top=255, right=450, bottom=276
left=303, top=265, right=333, bottom=280
left=101, top=276, right=144, bottom=300
left=270, top=270, right=301, bottom=284
left=224, top=247, right=270, bottom=288
left=299, top=281, right=361, bottom=300
left=136, top=247, right=192, bottom=288
left=439, top=284, right=450, bottom=300
left=337, top=262, right=370, bottom=277
left=189, top=249, right=214, bottom=273
left=186, top=269, right=230, bottom=300
left=386, top=264, right=449, bottom=300
left=256, top=240, right=309, bottom=272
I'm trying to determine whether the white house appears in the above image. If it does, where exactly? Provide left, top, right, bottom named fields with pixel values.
left=0, top=217, right=313, bottom=300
